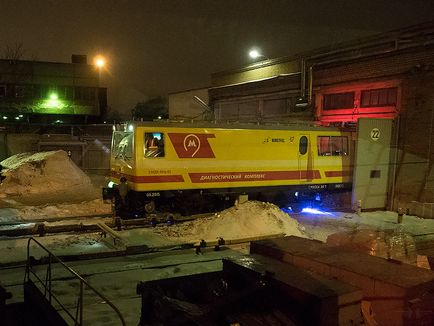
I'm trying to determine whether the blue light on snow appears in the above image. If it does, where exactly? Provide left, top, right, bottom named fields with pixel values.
left=301, top=207, right=333, bottom=215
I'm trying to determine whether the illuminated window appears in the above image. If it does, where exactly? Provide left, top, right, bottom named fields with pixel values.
left=360, top=87, right=397, bottom=107
left=323, top=92, right=355, bottom=110
left=144, top=132, right=165, bottom=158
left=318, top=136, right=348, bottom=156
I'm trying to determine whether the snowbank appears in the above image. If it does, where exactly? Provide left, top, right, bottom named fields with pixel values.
left=156, top=201, right=304, bottom=241
left=0, top=150, right=91, bottom=196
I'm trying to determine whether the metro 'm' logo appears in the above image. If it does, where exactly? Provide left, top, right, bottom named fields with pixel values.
left=168, top=133, right=216, bottom=158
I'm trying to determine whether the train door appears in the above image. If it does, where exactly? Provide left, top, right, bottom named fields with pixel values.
left=352, top=118, right=393, bottom=210
left=298, top=134, right=312, bottom=181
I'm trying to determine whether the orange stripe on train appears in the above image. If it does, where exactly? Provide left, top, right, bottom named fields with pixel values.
left=189, top=170, right=321, bottom=183
left=111, top=172, right=184, bottom=183
left=324, top=171, right=352, bottom=177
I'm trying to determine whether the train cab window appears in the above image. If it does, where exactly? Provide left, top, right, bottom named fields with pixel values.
left=113, top=131, right=133, bottom=159
left=299, top=136, right=308, bottom=155
left=318, top=136, right=348, bottom=156
left=144, top=132, right=165, bottom=158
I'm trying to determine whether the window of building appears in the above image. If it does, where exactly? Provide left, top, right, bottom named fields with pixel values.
left=144, top=132, right=165, bottom=158
left=323, top=92, right=355, bottom=110
left=0, top=85, right=6, bottom=97
left=74, top=86, right=84, bottom=100
left=15, top=85, right=31, bottom=98
left=39, top=85, right=50, bottom=98
left=65, top=86, right=74, bottom=100
left=360, top=87, right=397, bottom=107
left=318, top=136, right=348, bottom=156
left=83, top=87, right=95, bottom=101
left=217, top=101, right=258, bottom=121
left=299, top=136, right=308, bottom=155
left=263, top=98, right=287, bottom=116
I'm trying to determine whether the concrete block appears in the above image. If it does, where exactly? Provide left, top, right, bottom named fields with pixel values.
left=251, top=236, right=434, bottom=326
left=225, top=255, right=363, bottom=326
left=411, top=201, right=434, bottom=219
left=329, top=265, right=376, bottom=297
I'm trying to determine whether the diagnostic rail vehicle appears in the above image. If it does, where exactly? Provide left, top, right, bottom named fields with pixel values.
left=103, top=122, right=353, bottom=216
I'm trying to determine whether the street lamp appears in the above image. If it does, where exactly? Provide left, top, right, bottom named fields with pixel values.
left=94, top=56, right=106, bottom=68
left=248, top=48, right=268, bottom=61
left=93, top=55, right=107, bottom=87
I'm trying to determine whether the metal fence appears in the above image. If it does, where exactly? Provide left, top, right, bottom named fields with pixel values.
left=38, top=135, right=112, bottom=171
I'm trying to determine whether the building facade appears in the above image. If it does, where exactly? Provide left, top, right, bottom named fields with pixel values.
left=168, top=87, right=211, bottom=121
left=0, top=55, right=106, bottom=125
left=171, top=22, right=434, bottom=214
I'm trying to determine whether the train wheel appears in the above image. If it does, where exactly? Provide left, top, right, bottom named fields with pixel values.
left=290, top=203, right=303, bottom=214
left=144, top=200, right=156, bottom=214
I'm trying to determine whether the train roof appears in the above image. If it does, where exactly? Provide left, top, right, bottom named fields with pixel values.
left=120, top=120, right=353, bottom=132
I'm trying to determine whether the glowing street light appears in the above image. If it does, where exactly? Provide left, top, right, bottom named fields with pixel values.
left=94, top=55, right=107, bottom=87
left=248, top=48, right=268, bottom=60
left=94, top=56, right=106, bottom=68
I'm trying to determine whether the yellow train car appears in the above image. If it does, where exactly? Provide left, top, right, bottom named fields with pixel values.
left=104, top=122, right=353, bottom=215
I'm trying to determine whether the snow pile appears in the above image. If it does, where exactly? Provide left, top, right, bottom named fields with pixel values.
left=156, top=201, right=304, bottom=241
left=0, top=150, right=91, bottom=196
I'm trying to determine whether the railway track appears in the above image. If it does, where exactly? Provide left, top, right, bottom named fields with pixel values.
left=0, top=212, right=204, bottom=238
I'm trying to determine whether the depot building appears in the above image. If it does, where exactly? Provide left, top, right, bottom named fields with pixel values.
left=169, top=21, right=434, bottom=216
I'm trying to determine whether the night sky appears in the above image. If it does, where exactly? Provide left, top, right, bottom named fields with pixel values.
left=1, top=0, right=434, bottom=116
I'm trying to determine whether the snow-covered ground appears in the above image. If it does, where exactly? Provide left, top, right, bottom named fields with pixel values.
left=1, top=150, right=433, bottom=268
left=2, top=150, right=434, bottom=325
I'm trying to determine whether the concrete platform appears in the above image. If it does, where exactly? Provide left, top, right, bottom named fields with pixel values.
left=250, top=236, right=434, bottom=326
left=224, top=255, right=363, bottom=325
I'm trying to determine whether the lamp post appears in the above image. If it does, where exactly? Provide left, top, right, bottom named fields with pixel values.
left=94, top=55, right=106, bottom=87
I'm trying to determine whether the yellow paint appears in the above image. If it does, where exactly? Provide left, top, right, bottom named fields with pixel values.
left=110, top=124, right=352, bottom=192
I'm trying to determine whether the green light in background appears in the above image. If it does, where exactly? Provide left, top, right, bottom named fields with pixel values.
left=45, top=92, right=64, bottom=109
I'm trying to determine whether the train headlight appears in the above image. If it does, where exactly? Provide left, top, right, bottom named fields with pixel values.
left=108, top=181, right=115, bottom=188
left=128, top=124, right=134, bottom=132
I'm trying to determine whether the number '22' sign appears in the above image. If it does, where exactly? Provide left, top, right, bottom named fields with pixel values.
left=370, top=128, right=380, bottom=141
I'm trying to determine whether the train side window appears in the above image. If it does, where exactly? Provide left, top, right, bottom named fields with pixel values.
left=299, top=136, right=308, bottom=155
left=144, top=132, right=165, bottom=158
left=318, top=136, right=348, bottom=156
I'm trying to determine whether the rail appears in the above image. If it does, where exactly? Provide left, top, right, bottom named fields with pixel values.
left=25, top=237, right=126, bottom=326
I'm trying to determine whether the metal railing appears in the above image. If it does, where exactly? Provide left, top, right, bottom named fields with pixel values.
left=25, top=237, right=126, bottom=326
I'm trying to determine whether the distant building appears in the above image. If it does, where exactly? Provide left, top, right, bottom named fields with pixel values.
left=172, top=21, right=434, bottom=215
left=0, top=55, right=107, bottom=124
left=168, top=87, right=211, bottom=121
